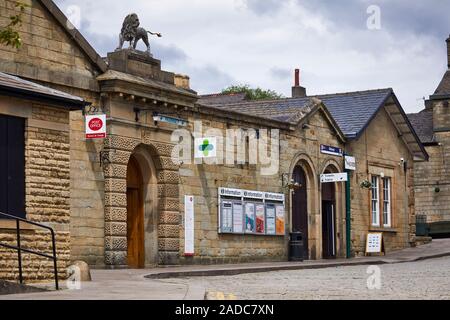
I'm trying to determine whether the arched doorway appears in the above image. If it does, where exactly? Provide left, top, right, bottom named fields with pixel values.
left=292, top=165, right=309, bottom=260
left=321, top=170, right=336, bottom=259
left=127, top=155, right=145, bottom=268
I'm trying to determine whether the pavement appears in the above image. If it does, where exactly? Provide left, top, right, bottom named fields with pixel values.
left=0, top=239, right=449, bottom=300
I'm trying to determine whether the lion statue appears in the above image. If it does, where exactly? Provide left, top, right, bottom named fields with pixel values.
left=116, top=13, right=161, bottom=56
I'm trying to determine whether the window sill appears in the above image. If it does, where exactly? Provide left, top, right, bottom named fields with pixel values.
left=0, top=220, right=36, bottom=231
left=369, top=227, right=398, bottom=233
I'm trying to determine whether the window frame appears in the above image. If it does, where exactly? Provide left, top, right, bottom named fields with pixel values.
left=370, top=174, right=394, bottom=229
left=371, top=175, right=380, bottom=227
left=382, top=177, right=392, bottom=228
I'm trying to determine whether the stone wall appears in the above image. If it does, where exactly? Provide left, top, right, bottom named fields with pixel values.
left=0, top=100, right=71, bottom=281
left=0, top=0, right=104, bottom=266
left=0, top=0, right=100, bottom=92
left=414, top=99, right=450, bottom=223
left=178, top=108, right=346, bottom=263
left=346, top=107, right=415, bottom=255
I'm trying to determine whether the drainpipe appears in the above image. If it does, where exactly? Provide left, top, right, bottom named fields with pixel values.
left=344, top=152, right=352, bottom=259
left=345, top=170, right=351, bottom=258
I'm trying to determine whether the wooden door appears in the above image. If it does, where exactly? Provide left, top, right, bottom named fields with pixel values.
left=126, top=156, right=145, bottom=268
left=292, top=166, right=308, bottom=259
left=0, top=115, right=25, bottom=218
left=322, top=181, right=336, bottom=259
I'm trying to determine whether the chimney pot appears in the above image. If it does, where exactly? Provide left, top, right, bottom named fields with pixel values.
left=292, top=68, right=306, bottom=98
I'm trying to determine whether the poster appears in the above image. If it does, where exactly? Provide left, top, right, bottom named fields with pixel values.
left=184, top=196, right=195, bottom=256
left=266, top=205, right=276, bottom=235
left=255, top=204, right=265, bottom=234
left=245, top=202, right=255, bottom=233
left=221, top=201, right=233, bottom=233
left=232, top=202, right=244, bottom=233
left=275, top=205, right=285, bottom=235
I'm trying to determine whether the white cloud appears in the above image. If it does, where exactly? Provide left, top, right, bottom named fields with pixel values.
left=55, top=0, right=449, bottom=112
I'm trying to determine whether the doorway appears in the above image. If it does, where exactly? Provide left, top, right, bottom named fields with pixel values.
left=292, top=165, right=309, bottom=260
left=0, top=115, right=25, bottom=219
left=126, top=155, right=145, bottom=268
left=321, top=177, right=336, bottom=259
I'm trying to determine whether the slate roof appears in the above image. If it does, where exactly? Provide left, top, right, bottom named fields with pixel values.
left=202, top=88, right=393, bottom=138
left=199, top=93, right=247, bottom=105
left=0, top=72, right=87, bottom=109
left=407, top=109, right=435, bottom=144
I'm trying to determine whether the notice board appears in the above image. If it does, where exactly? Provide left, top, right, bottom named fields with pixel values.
left=218, top=187, right=285, bottom=236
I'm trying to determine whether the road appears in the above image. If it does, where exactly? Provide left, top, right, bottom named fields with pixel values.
left=1, top=256, right=449, bottom=300
left=193, top=256, right=450, bottom=300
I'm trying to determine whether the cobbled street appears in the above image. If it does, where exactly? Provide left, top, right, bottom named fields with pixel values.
left=183, top=257, right=450, bottom=300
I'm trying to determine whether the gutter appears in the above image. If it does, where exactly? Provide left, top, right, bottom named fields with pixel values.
left=0, top=87, right=89, bottom=110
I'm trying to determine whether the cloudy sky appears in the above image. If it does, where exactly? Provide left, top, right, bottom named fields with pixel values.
left=55, top=0, right=450, bottom=113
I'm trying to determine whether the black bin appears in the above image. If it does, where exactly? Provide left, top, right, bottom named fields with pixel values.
left=416, top=214, right=429, bottom=237
left=289, top=231, right=304, bottom=262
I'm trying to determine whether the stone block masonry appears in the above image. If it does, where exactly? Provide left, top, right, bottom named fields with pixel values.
left=0, top=103, right=72, bottom=281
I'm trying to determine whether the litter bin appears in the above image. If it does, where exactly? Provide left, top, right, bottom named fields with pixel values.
left=416, top=214, right=429, bottom=237
left=289, top=231, right=304, bottom=262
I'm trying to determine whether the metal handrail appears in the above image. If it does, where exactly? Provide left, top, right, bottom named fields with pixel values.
left=0, top=211, right=59, bottom=290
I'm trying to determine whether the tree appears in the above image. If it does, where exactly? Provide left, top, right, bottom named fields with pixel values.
left=222, top=84, right=283, bottom=101
left=0, top=2, right=29, bottom=49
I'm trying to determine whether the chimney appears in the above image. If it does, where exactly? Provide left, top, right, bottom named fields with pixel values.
left=447, top=35, right=450, bottom=68
left=174, top=74, right=190, bottom=90
left=292, top=69, right=307, bottom=98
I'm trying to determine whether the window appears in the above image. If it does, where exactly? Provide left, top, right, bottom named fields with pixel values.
left=383, top=178, right=392, bottom=227
left=370, top=174, right=393, bottom=229
left=371, top=176, right=380, bottom=226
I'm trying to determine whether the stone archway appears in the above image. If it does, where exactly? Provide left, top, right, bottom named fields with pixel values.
left=104, top=135, right=181, bottom=268
left=320, top=159, right=345, bottom=259
left=288, top=153, right=318, bottom=260
left=127, top=145, right=159, bottom=267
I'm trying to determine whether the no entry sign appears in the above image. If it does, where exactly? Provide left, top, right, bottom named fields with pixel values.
left=85, top=114, right=106, bottom=139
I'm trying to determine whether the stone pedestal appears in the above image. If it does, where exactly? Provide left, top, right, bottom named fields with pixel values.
left=107, top=49, right=175, bottom=84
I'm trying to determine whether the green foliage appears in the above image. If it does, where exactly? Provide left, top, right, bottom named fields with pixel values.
left=222, top=84, right=283, bottom=101
left=0, top=2, right=29, bottom=49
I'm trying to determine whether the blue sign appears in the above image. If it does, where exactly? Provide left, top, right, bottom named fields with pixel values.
left=153, top=115, right=187, bottom=127
left=320, top=145, right=343, bottom=157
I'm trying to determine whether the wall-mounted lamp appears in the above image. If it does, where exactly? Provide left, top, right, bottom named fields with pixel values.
left=400, top=158, right=407, bottom=172
left=282, top=173, right=303, bottom=191
left=302, top=124, right=310, bottom=130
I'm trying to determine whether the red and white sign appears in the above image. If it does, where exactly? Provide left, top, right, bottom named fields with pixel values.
left=85, top=114, right=106, bottom=139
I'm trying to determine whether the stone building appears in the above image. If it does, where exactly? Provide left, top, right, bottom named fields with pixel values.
left=0, top=0, right=427, bottom=280
left=409, top=36, right=450, bottom=235
left=202, top=87, right=427, bottom=257
left=0, top=71, right=87, bottom=281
